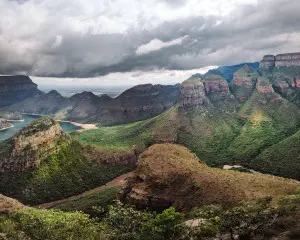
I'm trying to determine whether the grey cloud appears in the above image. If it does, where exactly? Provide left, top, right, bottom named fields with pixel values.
left=0, top=0, right=300, bottom=78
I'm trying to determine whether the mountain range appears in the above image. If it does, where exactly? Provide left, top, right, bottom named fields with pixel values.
left=2, top=52, right=300, bottom=239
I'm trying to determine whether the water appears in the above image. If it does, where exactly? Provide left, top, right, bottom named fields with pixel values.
left=0, top=115, right=81, bottom=141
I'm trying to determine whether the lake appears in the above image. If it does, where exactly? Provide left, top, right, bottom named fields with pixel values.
left=0, top=115, right=81, bottom=141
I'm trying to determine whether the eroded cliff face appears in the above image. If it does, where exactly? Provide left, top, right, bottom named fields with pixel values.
left=260, top=52, right=300, bottom=68
left=0, top=75, right=41, bottom=107
left=256, top=77, right=274, bottom=93
left=179, top=77, right=209, bottom=110
left=0, top=117, right=71, bottom=172
left=231, top=65, right=258, bottom=101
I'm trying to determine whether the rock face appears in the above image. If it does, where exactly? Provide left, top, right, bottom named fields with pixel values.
left=179, top=77, right=208, bottom=110
left=231, top=65, right=258, bottom=101
left=276, top=52, right=300, bottom=67
left=0, top=75, right=41, bottom=107
left=256, top=77, right=274, bottom=93
left=259, top=55, right=276, bottom=68
left=203, top=75, right=234, bottom=103
left=260, top=52, right=300, bottom=68
left=0, top=117, right=70, bottom=172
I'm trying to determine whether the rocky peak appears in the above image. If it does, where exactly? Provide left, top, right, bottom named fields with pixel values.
left=0, top=117, right=71, bottom=172
left=259, top=55, right=276, bottom=68
left=179, top=77, right=209, bottom=110
left=46, top=90, right=64, bottom=98
left=203, top=75, right=229, bottom=93
left=70, top=91, right=99, bottom=102
left=231, top=65, right=258, bottom=101
left=256, top=77, right=274, bottom=93
left=203, top=75, right=233, bottom=102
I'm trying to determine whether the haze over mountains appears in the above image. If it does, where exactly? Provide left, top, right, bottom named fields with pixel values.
left=3, top=51, right=300, bottom=239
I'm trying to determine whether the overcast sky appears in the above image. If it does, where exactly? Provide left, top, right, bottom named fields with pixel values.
left=1, top=0, right=300, bottom=86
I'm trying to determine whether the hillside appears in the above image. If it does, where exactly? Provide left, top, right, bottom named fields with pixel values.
left=72, top=54, right=300, bottom=181
left=0, top=118, right=136, bottom=205
left=119, top=144, right=300, bottom=211
left=0, top=75, right=42, bottom=107
left=4, top=83, right=180, bottom=125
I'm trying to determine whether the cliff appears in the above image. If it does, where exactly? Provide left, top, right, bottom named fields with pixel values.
left=0, top=117, right=71, bottom=172
left=0, top=75, right=41, bottom=107
left=179, top=77, right=209, bottom=110
left=260, top=52, right=300, bottom=68
left=231, top=64, right=258, bottom=101
left=256, top=77, right=274, bottom=93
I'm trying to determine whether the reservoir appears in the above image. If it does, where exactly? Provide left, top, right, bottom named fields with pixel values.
left=0, top=115, right=81, bottom=140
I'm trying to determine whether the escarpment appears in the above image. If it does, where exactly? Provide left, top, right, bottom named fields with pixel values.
left=260, top=52, right=300, bottom=68
left=0, top=75, right=42, bottom=107
left=0, top=117, right=71, bottom=172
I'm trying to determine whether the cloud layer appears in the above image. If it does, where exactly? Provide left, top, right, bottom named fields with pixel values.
left=1, top=0, right=300, bottom=79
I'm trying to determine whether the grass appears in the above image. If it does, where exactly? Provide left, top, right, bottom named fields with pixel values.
left=52, top=186, right=121, bottom=214
left=252, top=129, right=300, bottom=179
left=73, top=106, right=180, bottom=151
left=129, top=144, right=300, bottom=211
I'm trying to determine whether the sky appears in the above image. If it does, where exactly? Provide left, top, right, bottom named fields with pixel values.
left=1, top=0, right=300, bottom=86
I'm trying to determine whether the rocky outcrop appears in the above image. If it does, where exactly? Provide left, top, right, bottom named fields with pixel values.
left=179, top=77, right=208, bottom=110
left=203, top=75, right=234, bottom=103
left=0, top=117, right=71, bottom=172
left=256, top=77, right=274, bottom=93
left=259, top=55, right=276, bottom=68
left=0, top=75, right=42, bottom=107
left=276, top=52, right=300, bottom=67
left=260, top=52, right=300, bottom=68
left=231, top=65, right=258, bottom=101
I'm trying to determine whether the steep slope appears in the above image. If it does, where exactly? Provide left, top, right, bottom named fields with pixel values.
left=0, top=117, right=70, bottom=172
left=0, top=75, right=42, bottom=107
left=119, top=144, right=299, bottom=211
left=252, top=129, right=300, bottom=179
left=231, top=64, right=258, bottom=102
left=192, top=62, right=259, bottom=82
left=4, top=83, right=180, bottom=125
left=0, top=118, right=136, bottom=205
left=5, top=90, right=67, bottom=114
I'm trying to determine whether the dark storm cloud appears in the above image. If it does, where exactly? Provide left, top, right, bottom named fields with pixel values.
left=0, top=0, right=300, bottom=77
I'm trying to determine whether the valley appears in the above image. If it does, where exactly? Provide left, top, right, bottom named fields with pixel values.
left=2, top=52, right=300, bottom=239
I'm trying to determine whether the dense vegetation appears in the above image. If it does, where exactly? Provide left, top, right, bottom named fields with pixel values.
left=2, top=192, right=300, bottom=240
left=0, top=141, right=134, bottom=205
